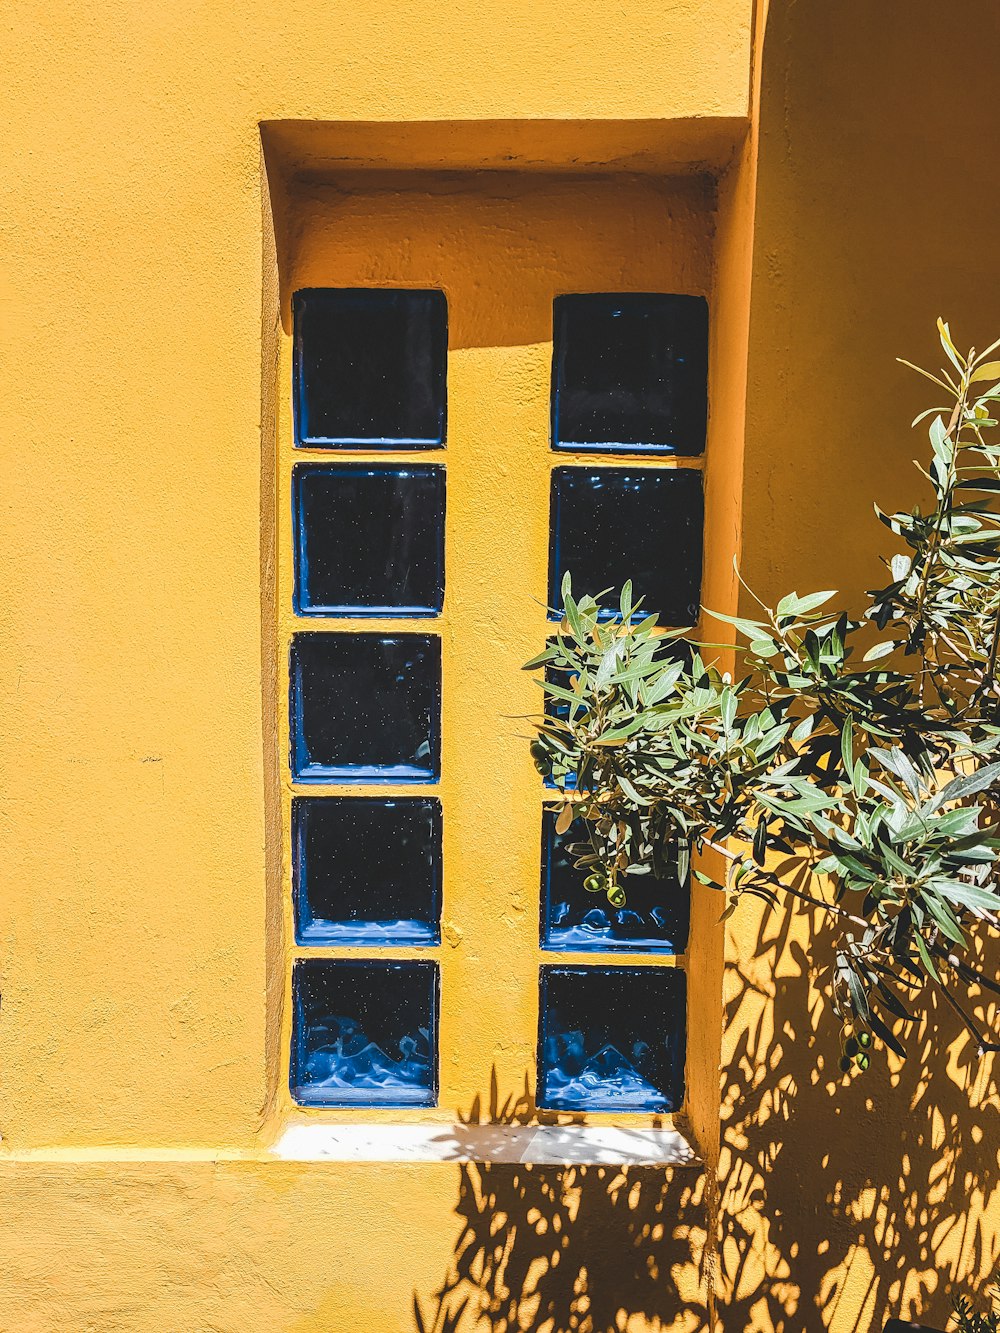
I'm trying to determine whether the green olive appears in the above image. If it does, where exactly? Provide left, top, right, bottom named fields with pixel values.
left=583, top=874, right=605, bottom=894
left=858, top=1031, right=872, bottom=1049
left=855, top=1052, right=870, bottom=1071
left=607, top=886, right=626, bottom=908
left=530, top=742, right=549, bottom=773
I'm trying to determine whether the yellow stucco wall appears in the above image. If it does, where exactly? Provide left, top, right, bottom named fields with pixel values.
left=721, top=3, right=1000, bottom=1330
left=2, top=2, right=752, bottom=1329
left=1, top=0, right=752, bottom=1157
left=3, top=0, right=998, bottom=1329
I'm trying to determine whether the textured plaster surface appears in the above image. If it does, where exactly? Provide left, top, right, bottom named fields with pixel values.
left=1, top=0, right=752, bottom=1326
left=720, top=2, right=1000, bottom=1329
left=25, top=1, right=1000, bottom=1330
left=0, top=0, right=752, bottom=1152
left=8, top=0, right=997, bottom=1327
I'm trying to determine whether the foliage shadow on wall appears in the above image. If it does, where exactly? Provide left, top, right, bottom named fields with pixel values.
left=413, top=1073, right=707, bottom=1333
left=412, top=904, right=997, bottom=1333
left=719, top=902, right=999, bottom=1332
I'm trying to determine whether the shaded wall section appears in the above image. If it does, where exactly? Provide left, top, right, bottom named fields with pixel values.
left=720, top=2, right=1000, bottom=1329
left=742, top=0, right=1000, bottom=610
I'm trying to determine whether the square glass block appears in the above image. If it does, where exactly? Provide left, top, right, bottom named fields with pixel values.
left=551, top=293, right=708, bottom=455
left=291, top=959, right=439, bottom=1108
left=549, top=467, right=703, bottom=625
left=293, top=288, right=447, bottom=448
left=540, top=810, right=689, bottom=953
left=538, top=966, right=686, bottom=1113
left=293, top=797, right=442, bottom=947
left=292, top=463, right=445, bottom=617
left=289, top=632, right=440, bottom=783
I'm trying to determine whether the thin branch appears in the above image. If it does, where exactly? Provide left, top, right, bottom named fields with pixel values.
left=702, top=839, right=869, bottom=928
left=933, top=945, right=1000, bottom=998
left=933, top=974, right=1000, bottom=1054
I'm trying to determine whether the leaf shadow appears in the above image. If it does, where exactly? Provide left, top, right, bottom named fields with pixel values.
left=412, top=911, right=998, bottom=1331
left=414, top=1072, right=708, bottom=1333
left=717, top=901, right=1000, bottom=1331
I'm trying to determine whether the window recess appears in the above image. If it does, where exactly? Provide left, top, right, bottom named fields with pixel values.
left=266, top=162, right=721, bottom=1131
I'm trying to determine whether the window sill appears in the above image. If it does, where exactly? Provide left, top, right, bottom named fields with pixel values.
left=270, top=1121, right=700, bottom=1167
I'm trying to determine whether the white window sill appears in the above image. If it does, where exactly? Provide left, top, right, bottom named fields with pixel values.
left=270, top=1122, right=700, bottom=1167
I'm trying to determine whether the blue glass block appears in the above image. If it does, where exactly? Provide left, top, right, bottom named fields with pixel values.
left=540, top=810, right=689, bottom=953
left=293, top=797, right=442, bottom=946
left=551, top=294, right=708, bottom=455
left=289, top=633, right=440, bottom=783
left=538, top=966, right=686, bottom=1113
left=549, top=467, right=703, bottom=625
left=291, top=959, right=439, bottom=1108
left=293, top=288, right=447, bottom=448
left=292, top=463, right=445, bottom=617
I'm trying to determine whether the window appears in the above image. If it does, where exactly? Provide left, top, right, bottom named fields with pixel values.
left=289, top=631, right=441, bottom=784
left=274, top=174, right=713, bottom=1129
left=293, top=288, right=447, bottom=447
left=538, top=966, right=687, bottom=1112
left=551, top=293, right=708, bottom=455
left=541, top=808, right=689, bottom=953
left=291, top=958, right=439, bottom=1107
left=548, top=465, right=704, bottom=625
left=293, top=797, right=442, bottom=946
left=292, top=463, right=445, bottom=617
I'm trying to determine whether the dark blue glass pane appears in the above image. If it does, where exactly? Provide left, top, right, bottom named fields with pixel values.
left=291, top=959, right=438, bottom=1107
left=551, top=294, right=708, bottom=455
left=549, top=467, right=703, bottom=625
left=293, top=288, right=447, bottom=448
left=289, top=633, right=440, bottom=783
left=293, top=797, right=442, bottom=946
left=538, top=966, right=686, bottom=1113
left=540, top=810, right=689, bottom=953
left=292, top=464, right=445, bottom=617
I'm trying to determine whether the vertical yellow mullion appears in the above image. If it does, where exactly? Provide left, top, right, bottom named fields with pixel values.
left=438, top=336, right=552, bottom=1114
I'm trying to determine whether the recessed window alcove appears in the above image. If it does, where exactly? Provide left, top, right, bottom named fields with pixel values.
left=262, top=117, right=744, bottom=1155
